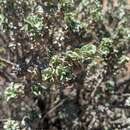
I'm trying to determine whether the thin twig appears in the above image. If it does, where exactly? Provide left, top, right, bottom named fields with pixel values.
left=0, top=119, right=8, bottom=122
left=43, top=98, right=67, bottom=118
left=0, top=57, right=16, bottom=66
left=88, top=114, right=96, bottom=130
left=91, top=77, right=103, bottom=97
left=113, top=93, right=130, bottom=97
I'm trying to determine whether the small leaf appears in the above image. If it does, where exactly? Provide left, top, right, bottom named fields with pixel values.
left=51, top=55, right=61, bottom=66
left=4, top=82, right=24, bottom=101
left=118, top=55, right=130, bottom=64
left=42, top=67, right=54, bottom=81
left=99, top=38, right=113, bottom=56
left=0, top=14, right=4, bottom=25
left=66, top=51, right=82, bottom=60
left=80, top=44, right=96, bottom=56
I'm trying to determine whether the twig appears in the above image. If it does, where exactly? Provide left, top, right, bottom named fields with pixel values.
left=43, top=98, right=67, bottom=118
left=0, top=57, right=16, bottom=66
left=88, top=114, right=96, bottom=130
left=113, top=93, right=130, bottom=97
left=0, top=119, right=8, bottom=122
left=91, top=77, right=103, bottom=97
left=0, top=70, right=16, bottom=81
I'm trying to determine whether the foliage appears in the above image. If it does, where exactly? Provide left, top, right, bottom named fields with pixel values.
left=5, top=82, right=24, bottom=102
left=3, top=119, right=20, bottom=130
left=0, top=0, right=130, bottom=130
left=24, top=15, right=44, bottom=39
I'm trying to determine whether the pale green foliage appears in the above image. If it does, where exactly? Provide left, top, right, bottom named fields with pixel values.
left=0, top=0, right=6, bottom=4
left=65, top=13, right=83, bottom=32
left=125, top=97, right=130, bottom=106
left=80, top=0, right=102, bottom=21
left=0, top=61, right=6, bottom=69
left=42, top=44, right=98, bottom=82
left=42, top=65, right=71, bottom=81
left=59, top=0, right=74, bottom=11
left=3, top=119, right=20, bottom=130
left=66, top=51, right=82, bottom=61
left=106, top=80, right=115, bottom=92
left=0, top=14, right=4, bottom=25
left=99, top=38, right=113, bottom=56
left=60, top=0, right=74, bottom=5
left=24, top=15, right=43, bottom=31
left=0, top=0, right=130, bottom=129
left=42, top=67, right=54, bottom=81
left=55, top=65, right=71, bottom=80
left=118, top=55, right=130, bottom=64
left=32, top=84, right=42, bottom=96
left=80, top=44, right=97, bottom=57
left=5, top=82, right=24, bottom=101
left=24, top=15, right=44, bottom=38
left=51, top=55, right=62, bottom=66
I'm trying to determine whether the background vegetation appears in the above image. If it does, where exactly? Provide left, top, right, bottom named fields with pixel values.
left=0, top=0, right=130, bottom=130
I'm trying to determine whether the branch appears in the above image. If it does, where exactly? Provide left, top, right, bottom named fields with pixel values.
left=0, top=57, right=16, bottom=67
left=43, top=98, right=67, bottom=119
left=91, top=76, right=103, bottom=97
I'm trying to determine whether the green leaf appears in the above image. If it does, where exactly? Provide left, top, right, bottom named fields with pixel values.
left=24, top=15, right=43, bottom=32
left=32, top=85, right=42, bottom=96
left=51, top=55, right=61, bottom=66
left=106, top=80, right=115, bottom=92
left=80, top=44, right=97, bottom=56
left=4, top=82, right=24, bottom=101
left=118, top=55, right=130, bottom=64
left=42, top=67, right=54, bottom=81
left=0, top=14, right=4, bottom=25
left=55, top=65, right=71, bottom=80
left=99, top=38, right=113, bottom=56
left=65, top=13, right=83, bottom=32
left=3, top=119, right=20, bottom=130
left=66, top=51, right=82, bottom=61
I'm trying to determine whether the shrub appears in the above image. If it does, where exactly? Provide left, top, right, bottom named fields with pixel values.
left=0, top=0, right=130, bottom=130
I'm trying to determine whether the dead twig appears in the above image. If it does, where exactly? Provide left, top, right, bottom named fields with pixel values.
left=0, top=57, right=16, bottom=67
left=43, top=98, right=68, bottom=119
left=91, top=77, right=103, bottom=97
left=88, top=113, right=96, bottom=130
